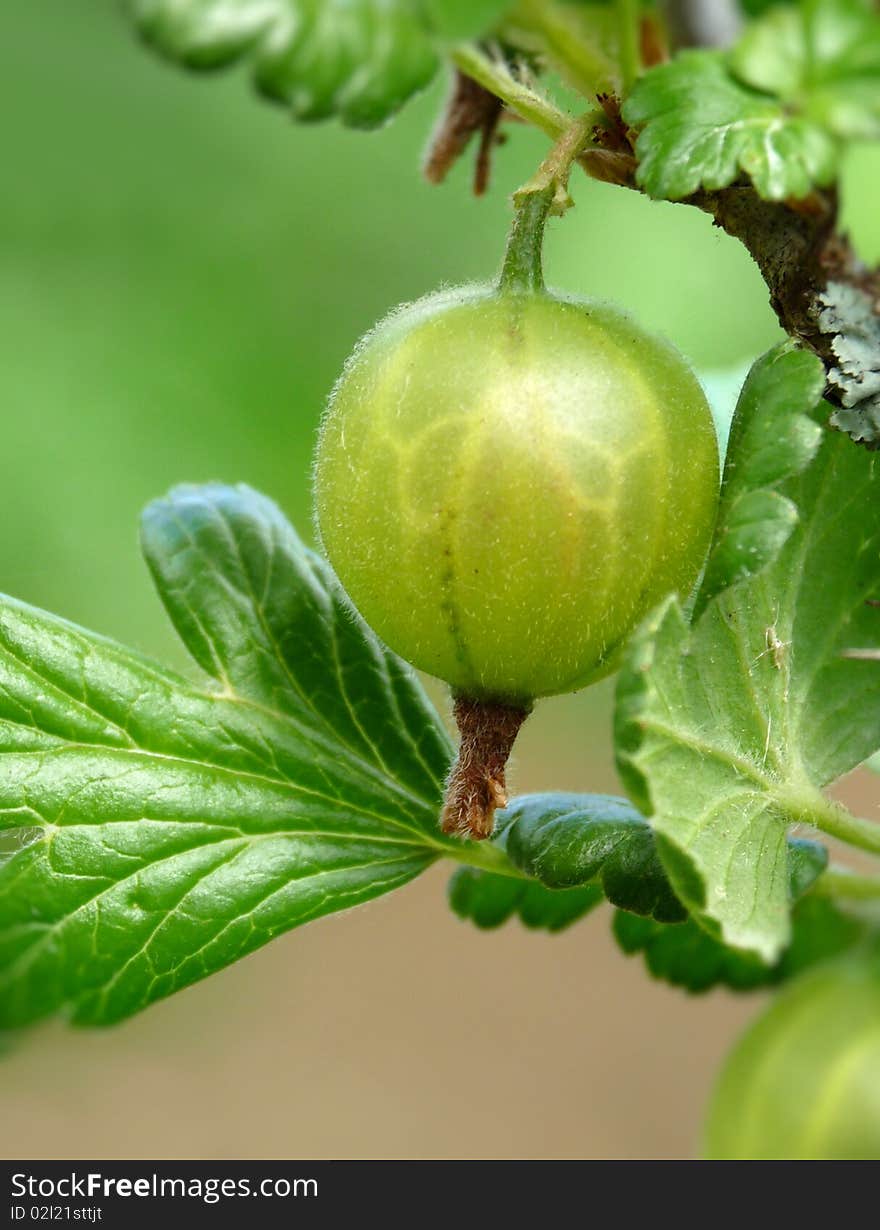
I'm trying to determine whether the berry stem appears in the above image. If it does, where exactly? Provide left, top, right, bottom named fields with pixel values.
left=441, top=696, right=532, bottom=840
left=499, top=184, right=555, bottom=293
left=499, top=110, right=597, bottom=294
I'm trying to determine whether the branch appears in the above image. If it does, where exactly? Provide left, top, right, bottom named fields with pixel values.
left=449, top=48, right=880, bottom=444
left=691, top=185, right=880, bottom=445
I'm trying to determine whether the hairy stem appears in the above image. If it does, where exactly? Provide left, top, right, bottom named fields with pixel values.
left=499, top=109, right=597, bottom=292
left=816, top=867, right=880, bottom=901
left=441, top=697, right=532, bottom=840
left=509, top=0, right=619, bottom=97
left=781, top=786, right=880, bottom=858
left=433, top=833, right=528, bottom=878
left=499, top=185, right=555, bottom=293
left=531, top=108, right=600, bottom=188
left=450, top=45, right=571, bottom=141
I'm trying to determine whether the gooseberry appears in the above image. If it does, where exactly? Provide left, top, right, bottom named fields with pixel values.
left=706, top=959, right=880, bottom=1159
left=314, top=191, right=719, bottom=839
left=314, top=284, right=719, bottom=703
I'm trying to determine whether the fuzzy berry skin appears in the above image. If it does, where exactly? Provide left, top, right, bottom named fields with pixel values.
left=314, top=285, right=719, bottom=703
left=706, top=960, right=880, bottom=1159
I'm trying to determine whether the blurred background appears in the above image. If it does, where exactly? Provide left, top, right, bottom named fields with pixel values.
left=2, top=0, right=879, bottom=1160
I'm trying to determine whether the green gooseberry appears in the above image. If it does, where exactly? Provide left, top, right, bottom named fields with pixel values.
left=706, top=959, right=880, bottom=1160
left=314, top=282, right=719, bottom=704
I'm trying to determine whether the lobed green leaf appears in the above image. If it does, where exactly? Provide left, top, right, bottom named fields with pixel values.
left=448, top=867, right=602, bottom=932
left=731, top=0, right=880, bottom=141
left=611, top=842, right=867, bottom=995
left=615, top=345, right=880, bottom=961
left=696, top=345, right=824, bottom=610
left=450, top=794, right=833, bottom=965
left=623, top=51, right=838, bottom=202
left=129, top=0, right=440, bottom=128
left=626, top=1, right=880, bottom=201
left=424, top=0, right=512, bottom=38
left=499, top=792, right=686, bottom=922
left=0, top=484, right=453, bottom=1027
left=448, top=791, right=686, bottom=931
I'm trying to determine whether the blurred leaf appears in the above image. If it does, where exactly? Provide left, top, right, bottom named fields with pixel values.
left=504, top=0, right=620, bottom=95
left=0, top=484, right=453, bottom=1028
left=787, top=838, right=829, bottom=900
left=779, top=893, right=873, bottom=979
left=129, top=0, right=439, bottom=128
left=731, top=0, right=880, bottom=140
left=615, top=345, right=880, bottom=961
left=624, top=51, right=839, bottom=200
left=449, top=866, right=602, bottom=931
left=424, top=0, right=512, bottom=38
left=737, top=0, right=795, bottom=13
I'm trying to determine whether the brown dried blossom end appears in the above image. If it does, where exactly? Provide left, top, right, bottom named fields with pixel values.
left=440, top=695, right=531, bottom=840
left=423, top=69, right=504, bottom=196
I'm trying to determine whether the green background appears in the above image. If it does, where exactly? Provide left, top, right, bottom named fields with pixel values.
left=2, top=0, right=880, bottom=1160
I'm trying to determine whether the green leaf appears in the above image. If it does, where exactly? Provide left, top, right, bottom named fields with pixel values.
left=697, top=344, right=824, bottom=609
left=614, top=909, right=772, bottom=991
left=615, top=345, right=880, bottom=961
left=614, top=894, right=869, bottom=993
left=731, top=0, right=880, bottom=141
left=624, top=50, right=839, bottom=201
left=500, top=792, right=686, bottom=922
left=424, top=0, right=511, bottom=38
left=448, top=791, right=687, bottom=931
left=129, top=0, right=439, bottom=129
left=787, top=837, right=829, bottom=900
left=448, top=867, right=602, bottom=932
left=626, top=0, right=880, bottom=201
left=450, top=803, right=829, bottom=952
left=779, top=893, right=873, bottom=979
left=611, top=840, right=867, bottom=994
left=0, top=484, right=453, bottom=1028
left=737, top=0, right=796, bottom=15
